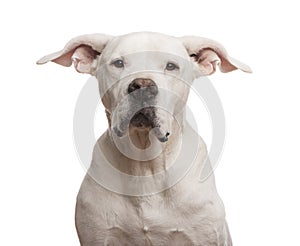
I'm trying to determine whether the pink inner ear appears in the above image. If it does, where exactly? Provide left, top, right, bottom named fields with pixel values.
left=72, top=46, right=99, bottom=64
left=52, top=45, right=100, bottom=69
left=219, top=57, right=238, bottom=73
left=195, top=49, right=221, bottom=75
left=71, top=45, right=100, bottom=74
left=52, top=50, right=75, bottom=67
left=194, top=48, right=241, bottom=74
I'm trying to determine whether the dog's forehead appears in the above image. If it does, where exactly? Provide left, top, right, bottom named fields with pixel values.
left=103, top=32, right=189, bottom=60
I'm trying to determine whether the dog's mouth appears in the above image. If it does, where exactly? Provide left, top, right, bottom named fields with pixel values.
left=113, top=106, right=170, bottom=142
left=130, top=107, right=156, bottom=128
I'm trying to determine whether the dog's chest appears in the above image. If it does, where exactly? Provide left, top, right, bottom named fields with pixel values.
left=114, top=197, right=226, bottom=245
left=76, top=182, right=227, bottom=245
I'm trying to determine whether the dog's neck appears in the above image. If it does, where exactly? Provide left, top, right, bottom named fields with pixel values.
left=127, top=126, right=153, bottom=150
left=90, top=111, right=207, bottom=197
left=99, top=114, right=184, bottom=176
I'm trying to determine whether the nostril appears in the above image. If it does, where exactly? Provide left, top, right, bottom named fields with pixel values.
left=128, top=83, right=141, bottom=94
left=127, top=78, right=158, bottom=96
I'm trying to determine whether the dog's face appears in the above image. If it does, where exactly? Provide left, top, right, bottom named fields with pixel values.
left=97, top=33, right=194, bottom=141
left=37, top=32, right=251, bottom=142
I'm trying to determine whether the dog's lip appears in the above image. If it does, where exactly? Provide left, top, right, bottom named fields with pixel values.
left=113, top=126, right=170, bottom=143
left=112, top=106, right=170, bottom=142
left=113, top=116, right=170, bottom=142
left=113, top=126, right=124, bottom=137
left=152, top=128, right=170, bottom=142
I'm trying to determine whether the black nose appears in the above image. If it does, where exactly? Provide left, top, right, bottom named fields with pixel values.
left=127, top=78, right=158, bottom=98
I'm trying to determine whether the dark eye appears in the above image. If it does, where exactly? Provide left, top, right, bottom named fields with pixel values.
left=166, top=62, right=179, bottom=71
left=112, top=59, right=124, bottom=68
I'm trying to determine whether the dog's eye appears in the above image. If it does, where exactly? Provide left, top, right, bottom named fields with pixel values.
left=112, top=59, right=124, bottom=68
left=166, top=62, right=179, bottom=71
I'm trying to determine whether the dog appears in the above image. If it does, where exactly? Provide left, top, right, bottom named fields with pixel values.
left=37, top=32, right=251, bottom=245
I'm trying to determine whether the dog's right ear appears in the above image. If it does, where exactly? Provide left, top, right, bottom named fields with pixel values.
left=37, top=34, right=113, bottom=75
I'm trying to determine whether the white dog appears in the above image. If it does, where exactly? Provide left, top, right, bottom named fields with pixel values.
left=37, top=32, right=251, bottom=245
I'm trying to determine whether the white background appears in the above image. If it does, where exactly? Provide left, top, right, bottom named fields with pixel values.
left=1, top=0, right=299, bottom=245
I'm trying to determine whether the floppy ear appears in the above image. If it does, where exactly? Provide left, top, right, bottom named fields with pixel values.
left=37, top=34, right=113, bottom=75
left=179, top=36, right=252, bottom=76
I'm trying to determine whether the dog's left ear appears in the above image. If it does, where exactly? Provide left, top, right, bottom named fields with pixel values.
left=179, top=36, right=252, bottom=76
left=37, top=34, right=113, bottom=75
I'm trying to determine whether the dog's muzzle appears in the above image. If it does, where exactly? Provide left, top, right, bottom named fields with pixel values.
left=127, top=78, right=158, bottom=128
left=113, top=78, right=170, bottom=142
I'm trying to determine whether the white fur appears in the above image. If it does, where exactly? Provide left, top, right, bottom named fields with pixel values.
left=37, top=32, right=251, bottom=245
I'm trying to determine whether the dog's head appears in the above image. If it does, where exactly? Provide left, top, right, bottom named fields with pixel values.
left=37, top=32, right=251, bottom=142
